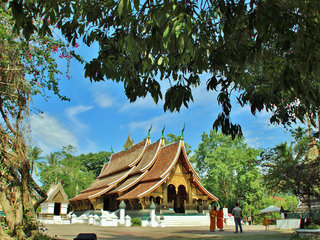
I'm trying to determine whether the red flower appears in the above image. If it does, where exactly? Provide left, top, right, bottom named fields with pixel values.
left=74, top=42, right=79, bottom=48
left=52, top=45, right=58, bottom=52
left=66, top=75, right=72, bottom=80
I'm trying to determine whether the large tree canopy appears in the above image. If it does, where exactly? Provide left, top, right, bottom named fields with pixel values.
left=192, top=130, right=262, bottom=216
left=0, top=2, right=79, bottom=239
left=261, top=127, right=320, bottom=217
left=8, top=0, right=320, bottom=137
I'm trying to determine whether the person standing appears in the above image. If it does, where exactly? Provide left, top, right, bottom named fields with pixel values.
left=209, top=206, right=217, bottom=232
left=232, top=203, right=243, bottom=233
left=263, top=216, right=269, bottom=230
left=216, top=207, right=224, bottom=231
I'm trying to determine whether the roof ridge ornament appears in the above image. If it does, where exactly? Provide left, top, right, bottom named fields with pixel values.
left=180, top=123, right=185, bottom=140
left=147, top=125, right=152, bottom=138
left=161, top=126, right=165, bottom=139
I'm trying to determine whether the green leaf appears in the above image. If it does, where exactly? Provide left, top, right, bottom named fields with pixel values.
left=175, top=22, right=183, bottom=38
left=178, top=36, right=184, bottom=53
left=163, top=25, right=169, bottom=38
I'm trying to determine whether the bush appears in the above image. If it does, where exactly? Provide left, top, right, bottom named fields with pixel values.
left=305, top=219, right=320, bottom=229
left=131, top=217, right=142, bottom=226
left=305, top=223, right=320, bottom=229
left=30, top=233, right=54, bottom=240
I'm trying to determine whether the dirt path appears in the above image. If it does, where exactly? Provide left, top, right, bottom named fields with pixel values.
left=45, top=224, right=294, bottom=240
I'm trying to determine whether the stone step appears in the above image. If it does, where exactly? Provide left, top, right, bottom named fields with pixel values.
left=159, top=215, right=210, bottom=227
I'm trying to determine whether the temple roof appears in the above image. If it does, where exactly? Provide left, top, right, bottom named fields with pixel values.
left=141, top=142, right=180, bottom=181
left=108, top=172, right=147, bottom=194
left=118, top=174, right=170, bottom=200
left=70, top=137, right=217, bottom=202
left=82, top=168, right=133, bottom=193
left=99, top=139, right=147, bottom=177
left=130, top=141, right=161, bottom=175
left=45, top=182, right=69, bottom=203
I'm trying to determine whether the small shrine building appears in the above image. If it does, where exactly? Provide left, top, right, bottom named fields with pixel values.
left=39, top=182, right=69, bottom=224
left=69, top=134, right=218, bottom=214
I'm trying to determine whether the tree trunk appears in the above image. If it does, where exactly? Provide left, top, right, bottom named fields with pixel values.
left=0, top=186, right=25, bottom=239
left=0, top=226, right=14, bottom=240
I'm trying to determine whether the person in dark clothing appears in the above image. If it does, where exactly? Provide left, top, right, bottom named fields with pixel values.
left=232, top=203, right=243, bottom=233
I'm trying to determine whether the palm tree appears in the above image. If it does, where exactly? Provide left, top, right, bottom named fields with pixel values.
left=28, top=146, right=43, bottom=175
left=45, top=152, right=62, bottom=184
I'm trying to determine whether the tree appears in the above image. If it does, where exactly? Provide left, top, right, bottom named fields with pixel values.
left=27, top=146, right=43, bottom=175
left=8, top=0, right=320, bottom=137
left=261, top=127, right=320, bottom=218
left=0, top=3, right=79, bottom=239
left=77, top=151, right=111, bottom=178
left=39, top=146, right=96, bottom=199
left=41, top=152, right=62, bottom=184
left=193, top=130, right=263, bottom=216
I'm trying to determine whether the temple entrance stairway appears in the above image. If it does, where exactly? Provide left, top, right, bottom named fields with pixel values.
left=157, top=214, right=209, bottom=227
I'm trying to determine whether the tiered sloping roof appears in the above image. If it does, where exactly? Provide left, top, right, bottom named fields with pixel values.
left=46, top=182, right=69, bottom=203
left=69, top=137, right=217, bottom=202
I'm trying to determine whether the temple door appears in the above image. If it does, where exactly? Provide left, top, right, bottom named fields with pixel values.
left=167, top=184, right=176, bottom=212
left=103, top=196, right=109, bottom=211
left=177, top=185, right=187, bottom=213
left=54, top=202, right=61, bottom=215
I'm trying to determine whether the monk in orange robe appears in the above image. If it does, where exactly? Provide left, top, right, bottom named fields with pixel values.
left=209, top=206, right=217, bottom=232
left=263, top=216, right=269, bottom=230
left=217, top=207, right=224, bottom=231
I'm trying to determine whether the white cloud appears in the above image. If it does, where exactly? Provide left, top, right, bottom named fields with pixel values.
left=191, top=83, right=218, bottom=108
left=65, top=105, right=93, bottom=130
left=93, top=92, right=114, bottom=108
left=119, top=95, right=161, bottom=113
left=245, top=137, right=262, bottom=148
left=128, top=112, right=181, bottom=135
left=30, top=114, right=78, bottom=154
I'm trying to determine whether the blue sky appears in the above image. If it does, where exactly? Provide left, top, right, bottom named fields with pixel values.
left=29, top=42, right=296, bottom=156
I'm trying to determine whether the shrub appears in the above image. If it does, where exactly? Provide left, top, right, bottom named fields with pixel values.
left=131, top=217, right=142, bottom=226
left=31, top=233, right=55, bottom=240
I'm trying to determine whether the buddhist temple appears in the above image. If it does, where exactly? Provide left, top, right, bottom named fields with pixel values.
left=39, top=182, right=69, bottom=224
left=69, top=133, right=218, bottom=214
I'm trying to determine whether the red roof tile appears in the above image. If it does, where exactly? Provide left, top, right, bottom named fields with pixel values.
left=97, top=162, right=109, bottom=178
left=130, top=141, right=161, bottom=175
left=141, top=142, right=180, bottom=181
left=81, top=168, right=132, bottom=193
left=117, top=173, right=170, bottom=200
left=69, top=189, right=100, bottom=202
left=99, top=139, right=147, bottom=177
left=180, top=142, right=201, bottom=181
left=108, top=171, right=147, bottom=194
left=69, top=185, right=115, bottom=202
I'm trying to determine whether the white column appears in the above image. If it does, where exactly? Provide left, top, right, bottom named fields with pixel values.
left=150, top=201, right=158, bottom=227
left=88, top=215, right=94, bottom=225
left=125, top=215, right=131, bottom=227
left=119, top=200, right=126, bottom=226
